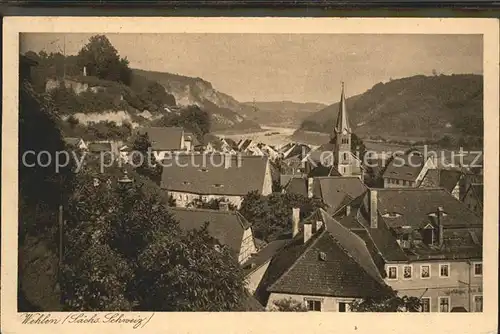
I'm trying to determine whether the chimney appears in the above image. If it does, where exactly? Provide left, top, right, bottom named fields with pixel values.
left=437, top=206, right=444, bottom=246
left=369, top=189, right=378, bottom=229
left=307, top=177, right=314, bottom=198
left=304, top=222, right=312, bottom=244
left=219, top=200, right=229, bottom=211
left=346, top=205, right=351, bottom=216
left=292, top=207, right=300, bottom=238
left=83, top=66, right=87, bottom=77
left=224, top=153, right=231, bottom=169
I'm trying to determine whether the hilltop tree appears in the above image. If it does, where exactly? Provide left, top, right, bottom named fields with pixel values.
left=155, top=105, right=211, bottom=141
left=76, top=35, right=131, bottom=85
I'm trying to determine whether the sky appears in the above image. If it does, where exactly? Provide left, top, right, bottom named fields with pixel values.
left=20, top=33, right=483, bottom=104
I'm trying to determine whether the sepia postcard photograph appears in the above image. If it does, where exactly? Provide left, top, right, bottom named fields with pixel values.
left=2, top=17, right=499, bottom=334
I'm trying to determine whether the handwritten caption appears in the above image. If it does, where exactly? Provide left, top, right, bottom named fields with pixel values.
left=21, top=312, right=155, bottom=329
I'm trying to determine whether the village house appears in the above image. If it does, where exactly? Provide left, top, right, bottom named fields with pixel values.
left=282, top=176, right=366, bottom=216
left=238, top=139, right=265, bottom=156
left=382, top=150, right=436, bottom=188
left=338, top=187, right=483, bottom=312
left=63, top=137, right=88, bottom=151
left=258, top=143, right=281, bottom=161
left=461, top=183, right=483, bottom=217
left=253, top=208, right=392, bottom=311
left=219, top=137, right=239, bottom=154
left=138, top=126, right=191, bottom=160
left=87, top=141, right=113, bottom=154
left=278, top=144, right=312, bottom=180
left=169, top=206, right=257, bottom=264
left=160, top=154, right=273, bottom=209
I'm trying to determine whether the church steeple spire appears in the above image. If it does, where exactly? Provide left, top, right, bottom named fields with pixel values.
left=334, top=82, right=350, bottom=135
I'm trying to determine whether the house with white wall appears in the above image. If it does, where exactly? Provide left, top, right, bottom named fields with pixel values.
left=161, top=154, right=273, bottom=209
left=338, top=187, right=483, bottom=312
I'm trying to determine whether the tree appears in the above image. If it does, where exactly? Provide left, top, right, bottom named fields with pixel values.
left=19, top=79, right=75, bottom=237
left=187, top=197, right=237, bottom=211
left=131, top=132, right=161, bottom=184
left=139, top=81, right=176, bottom=111
left=61, top=168, right=247, bottom=311
left=239, top=191, right=325, bottom=241
left=155, top=105, right=211, bottom=142
left=349, top=294, right=422, bottom=312
left=271, top=298, right=308, bottom=312
left=76, top=35, right=131, bottom=85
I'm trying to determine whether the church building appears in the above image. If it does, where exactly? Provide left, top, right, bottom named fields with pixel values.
left=305, top=82, right=363, bottom=179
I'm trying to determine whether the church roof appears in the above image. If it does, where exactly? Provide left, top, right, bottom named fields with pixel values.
left=334, top=82, right=351, bottom=134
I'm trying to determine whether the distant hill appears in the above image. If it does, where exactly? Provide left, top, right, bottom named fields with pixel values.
left=299, top=74, right=483, bottom=142
left=132, top=69, right=261, bottom=132
left=241, top=101, right=326, bottom=127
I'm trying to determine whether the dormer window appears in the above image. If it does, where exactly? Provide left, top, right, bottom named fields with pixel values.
left=213, top=184, right=224, bottom=188
left=382, top=212, right=402, bottom=218
left=182, top=181, right=191, bottom=185
left=318, top=252, right=327, bottom=261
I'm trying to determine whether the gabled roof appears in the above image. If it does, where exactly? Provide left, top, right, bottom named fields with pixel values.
left=376, top=188, right=481, bottom=229
left=160, top=154, right=269, bottom=196
left=307, top=165, right=341, bottom=178
left=284, top=177, right=308, bottom=197
left=320, top=209, right=385, bottom=285
left=283, top=144, right=311, bottom=160
left=382, top=151, right=427, bottom=182
left=63, top=137, right=84, bottom=147
left=464, top=183, right=484, bottom=209
left=243, top=239, right=289, bottom=275
left=342, top=188, right=483, bottom=262
left=88, top=142, right=112, bottom=152
left=419, top=169, right=463, bottom=192
left=341, top=195, right=410, bottom=262
left=260, top=226, right=391, bottom=299
left=315, top=176, right=367, bottom=212
left=138, top=127, right=184, bottom=151
left=223, top=138, right=239, bottom=150
left=170, top=207, right=251, bottom=257
left=239, top=139, right=253, bottom=151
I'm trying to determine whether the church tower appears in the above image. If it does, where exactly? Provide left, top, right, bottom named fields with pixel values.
left=332, top=82, right=352, bottom=176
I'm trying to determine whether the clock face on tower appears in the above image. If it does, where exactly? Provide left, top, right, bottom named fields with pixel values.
left=342, top=129, right=347, bottom=135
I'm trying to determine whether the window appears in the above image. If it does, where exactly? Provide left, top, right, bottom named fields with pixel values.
left=421, top=297, right=431, bottom=312
left=344, top=153, right=348, bottom=160
left=305, top=299, right=322, bottom=311
left=439, top=264, right=450, bottom=278
left=438, top=297, right=450, bottom=312
left=338, top=302, right=350, bottom=312
left=420, top=264, right=431, bottom=279
left=403, top=180, right=407, bottom=186
left=403, top=265, right=412, bottom=279
left=474, top=262, right=483, bottom=276
left=473, top=295, right=483, bottom=312
left=387, top=266, right=397, bottom=280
